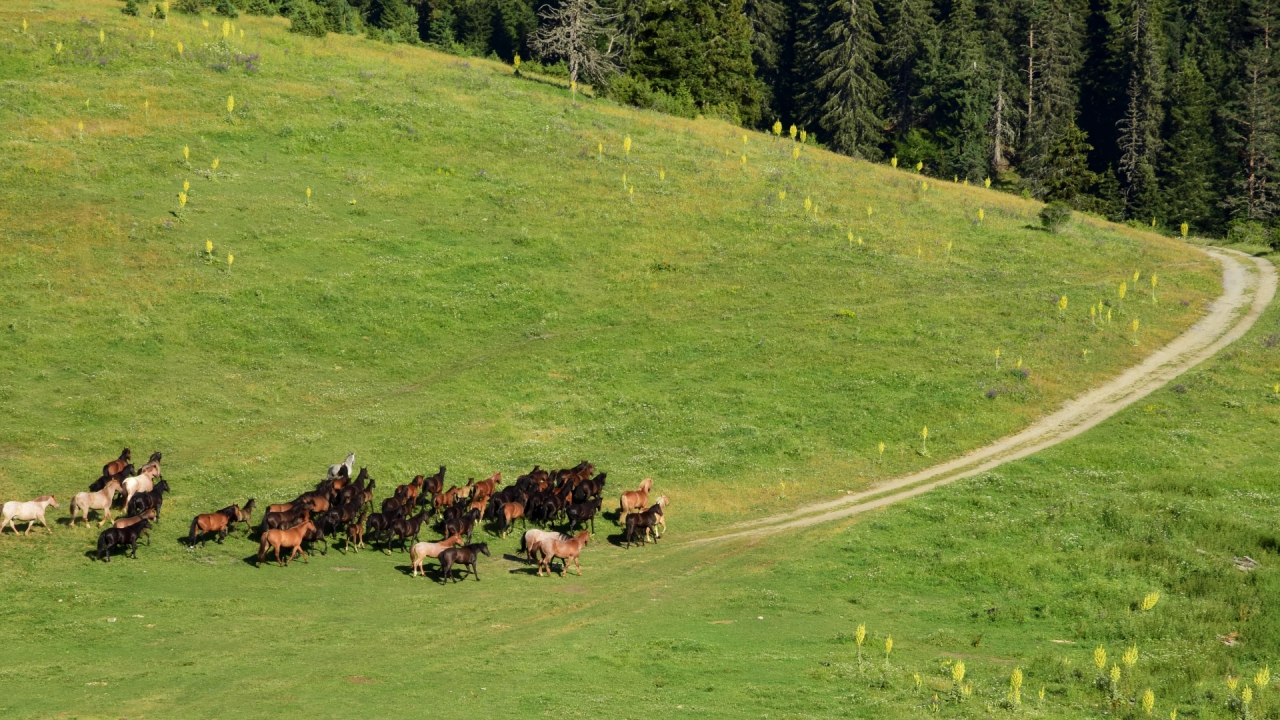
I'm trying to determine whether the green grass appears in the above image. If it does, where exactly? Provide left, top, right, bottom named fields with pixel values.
left=0, top=3, right=1266, bottom=718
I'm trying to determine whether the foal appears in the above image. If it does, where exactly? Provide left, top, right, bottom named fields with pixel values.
left=70, top=480, right=121, bottom=527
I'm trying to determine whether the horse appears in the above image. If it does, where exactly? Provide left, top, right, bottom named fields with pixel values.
left=70, top=480, right=121, bottom=527
left=536, top=530, right=590, bottom=577
left=188, top=506, right=239, bottom=547
left=618, top=477, right=654, bottom=521
left=519, top=528, right=568, bottom=562
left=437, top=543, right=490, bottom=583
left=2, top=496, right=59, bottom=535
left=96, top=519, right=151, bottom=561
left=113, top=508, right=156, bottom=545
left=624, top=496, right=669, bottom=548
left=230, top=499, right=256, bottom=534
left=497, top=502, right=526, bottom=538
left=103, top=448, right=131, bottom=478
left=328, top=452, right=355, bottom=480
left=257, top=520, right=316, bottom=567
left=127, top=478, right=170, bottom=519
left=423, top=466, right=446, bottom=496
left=388, top=510, right=430, bottom=553
left=473, top=472, right=501, bottom=499
left=343, top=511, right=367, bottom=553
left=566, top=497, right=602, bottom=534
left=89, top=464, right=133, bottom=493
left=443, top=508, right=481, bottom=544
left=409, top=534, right=463, bottom=577
left=261, top=506, right=310, bottom=533
left=122, top=458, right=162, bottom=510
left=363, top=511, right=398, bottom=549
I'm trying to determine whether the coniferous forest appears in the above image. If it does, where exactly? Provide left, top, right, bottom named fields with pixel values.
left=184, top=0, right=1276, bottom=241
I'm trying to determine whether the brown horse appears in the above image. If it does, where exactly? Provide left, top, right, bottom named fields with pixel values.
left=343, top=511, right=367, bottom=553
left=188, top=506, right=238, bottom=547
left=473, top=472, right=501, bottom=498
left=536, top=530, right=590, bottom=577
left=437, top=543, right=490, bottom=583
left=497, top=502, right=525, bottom=537
left=258, top=520, right=316, bottom=567
left=618, top=477, right=654, bottom=521
left=261, top=506, right=310, bottom=533
left=409, top=534, right=463, bottom=576
left=103, top=448, right=131, bottom=478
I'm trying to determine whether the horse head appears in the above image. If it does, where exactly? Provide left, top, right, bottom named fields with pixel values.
left=640, top=478, right=653, bottom=492
left=476, top=543, right=491, bottom=557
left=119, top=448, right=132, bottom=461
left=148, top=451, right=162, bottom=464
left=155, top=478, right=171, bottom=493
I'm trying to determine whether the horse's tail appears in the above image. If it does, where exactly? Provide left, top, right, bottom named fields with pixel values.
left=188, top=516, right=200, bottom=545
left=518, top=530, right=527, bottom=553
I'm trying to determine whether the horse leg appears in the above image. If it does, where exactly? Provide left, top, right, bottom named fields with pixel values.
left=574, top=556, right=582, bottom=576
left=471, top=561, right=479, bottom=581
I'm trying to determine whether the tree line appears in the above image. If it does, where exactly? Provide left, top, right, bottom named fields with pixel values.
left=180, top=0, right=1277, bottom=242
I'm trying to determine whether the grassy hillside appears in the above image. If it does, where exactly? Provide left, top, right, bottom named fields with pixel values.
left=0, top=2, right=1260, bottom=719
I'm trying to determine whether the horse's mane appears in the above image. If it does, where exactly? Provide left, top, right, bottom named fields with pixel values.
left=32, top=495, right=55, bottom=503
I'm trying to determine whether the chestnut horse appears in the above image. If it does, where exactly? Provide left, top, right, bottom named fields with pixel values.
left=70, top=480, right=121, bottom=527
left=188, top=506, right=239, bottom=546
left=257, top=520, right=316, bottom=567
left=2, top=496, right=59, bottom=535
left=473, top=472, right=501, bottom=498
left=409, top=534, right=463, bottom=576
left=618, top=477, right=654, bottom=520
left=497, top=502, right=526, bottom=537
left=536, top=530, right=590, bottom=577
left=103, top=448, right=131, bottom=478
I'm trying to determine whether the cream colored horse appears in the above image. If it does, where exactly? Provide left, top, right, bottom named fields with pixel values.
left=71, top=480, right=122, bottom=527
left=409, top=534, right=464, bottom=577
left=2, top=495, right=59, bottom=535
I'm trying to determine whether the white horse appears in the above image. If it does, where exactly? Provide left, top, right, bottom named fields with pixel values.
left=71, top=480, right=122, bottom=527
left=328, top=452, right=355, bottom=480
left=122, top=473, right=154, bottom=511
left=2, top=495, right=59, bottom=535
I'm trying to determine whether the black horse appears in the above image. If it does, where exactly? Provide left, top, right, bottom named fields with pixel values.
left=623, top=501, right=665, bottom=548
left=438, top=543, right=490, bottom=583
left=127, top=478, right=171, bottom=519
left=389, top=510, right=430, bottom=552
left=96, top=519, right=152, bottom=562
left=442, top=508, right=480, bottom=544
left=566, top=497, right=602, bottom=534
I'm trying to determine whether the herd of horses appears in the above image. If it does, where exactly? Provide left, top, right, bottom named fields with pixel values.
left=0, top=449, right=671, bottom=581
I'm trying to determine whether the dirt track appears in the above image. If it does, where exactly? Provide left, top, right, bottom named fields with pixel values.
left=687, top=248, right=1276, bottom=544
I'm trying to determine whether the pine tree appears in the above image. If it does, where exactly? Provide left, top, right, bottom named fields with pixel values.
left=1040, top=120, right=1097, bottom=203
left=1116, top=0, right=1166, bottom=219
left=1161, top=57, right=1219, bottom=230
left=801, top=0, right=887, bottom=157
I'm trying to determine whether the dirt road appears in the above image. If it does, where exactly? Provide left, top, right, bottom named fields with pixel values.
left=687, top=248, right=1276, bottom=544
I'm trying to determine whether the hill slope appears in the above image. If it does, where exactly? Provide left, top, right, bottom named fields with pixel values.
left=0, top=3, right=1253, bottom=719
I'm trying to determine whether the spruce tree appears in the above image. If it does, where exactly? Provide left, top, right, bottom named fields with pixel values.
left=802, top=0, right=887, bottom=157
left=744, top=0, right=790, bottom=122
left=1023, top=0, right=1087, bottom=196
left=1223, top=0, right=1278, bottom=225
left=882, top=0, right=937, bottom=135
left=934, top=0, right=993, bottom=180
left=1116, top=0, right=1166, bottom=220
left=630, top=0, right=764, bottom=124
left=373, top=0, right=419, bottom=42
left=1161, top=57, right=1219, bottom=231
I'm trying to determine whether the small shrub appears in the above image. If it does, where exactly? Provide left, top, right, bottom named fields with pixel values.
left=242, top=0, right=276, bottom=14
left=216, top=0, right=240, bottom=17
left=287, top=0, right=329, bottom=36
left=1040, top=201, right=1072, bottom=233
left=122, top=0, right=141, bottom=15
left=173, top=0, right=209, bottom=12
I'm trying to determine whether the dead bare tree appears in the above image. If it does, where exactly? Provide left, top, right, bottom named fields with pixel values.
left=530, top=0, right=623, bottom=95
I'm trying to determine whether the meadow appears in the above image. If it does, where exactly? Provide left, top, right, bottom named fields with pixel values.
left=0, top=2, right=1270, bottom=718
